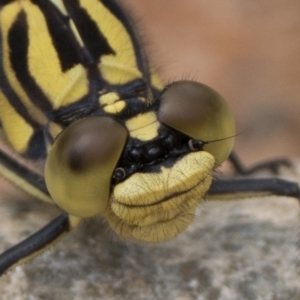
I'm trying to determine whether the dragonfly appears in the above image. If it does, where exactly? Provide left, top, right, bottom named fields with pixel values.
left=0, top=0, right=298, bottom=276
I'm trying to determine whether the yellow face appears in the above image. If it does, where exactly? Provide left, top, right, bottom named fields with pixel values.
left=107, top=151, right=215, bottom=243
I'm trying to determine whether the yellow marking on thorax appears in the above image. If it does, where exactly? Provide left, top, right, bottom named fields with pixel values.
left=99, top=92, right=120, bottom=106
left=103, top=101, right=126, bottom=114
left=48, top=122, right=63, bottom=140
left=150, top=69, right=164, bottom=90
left=24, top=1, right=88, bottom=109
left=0, top=91, right=34, bottom=153
left=125, top=112, right=159, bottom=141
left=79, top=0, right=143, bottom=84
left=99, top=92, right=126, bottom=114
left=0, top=3, right=48, bottom=125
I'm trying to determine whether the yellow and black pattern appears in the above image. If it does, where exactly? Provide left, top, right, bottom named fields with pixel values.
left=0, top=0, right=156, bottom=158
left=0, top=0, right=234, bottom=245
left=0, top=0, right=299, bottom=275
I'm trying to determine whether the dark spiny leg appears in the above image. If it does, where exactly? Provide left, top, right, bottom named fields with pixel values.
left=0, top=213, right=76, bottom=275
left=209, top=177, right=300, bottom=202
left=229, top=151, right=292, bottom=175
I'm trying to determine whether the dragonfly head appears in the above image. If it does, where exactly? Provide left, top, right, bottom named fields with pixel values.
left=45, top=80, right=235, bottom=242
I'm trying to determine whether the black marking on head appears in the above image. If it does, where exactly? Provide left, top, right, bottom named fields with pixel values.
left=113, top=124, right=203, bottom=184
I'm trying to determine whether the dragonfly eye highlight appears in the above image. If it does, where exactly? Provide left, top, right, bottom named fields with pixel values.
left=158, top=81, right=235, bottom=164
left=45, top=117, right=128, bottom=218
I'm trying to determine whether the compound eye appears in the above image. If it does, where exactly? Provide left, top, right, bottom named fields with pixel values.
left=158, top=81, right=235, bottom=164
left=45, top=117, right=128, bottom=218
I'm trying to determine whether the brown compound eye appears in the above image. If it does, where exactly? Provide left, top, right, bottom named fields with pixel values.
left=158, top=81, right=235, bottom=165
left=45, top=117, right=128, bottom=218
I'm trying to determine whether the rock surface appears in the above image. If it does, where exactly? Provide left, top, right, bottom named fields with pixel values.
left=0, top=164, right=300, bottom=300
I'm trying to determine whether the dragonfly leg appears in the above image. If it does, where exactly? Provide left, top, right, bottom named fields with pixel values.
left=0, top=213, right=81, bottom=276
left=228, top=151, right=292, bottom=175
left=208, top=177, right=300, bottom=202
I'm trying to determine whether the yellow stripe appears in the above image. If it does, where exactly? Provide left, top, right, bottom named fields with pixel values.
left=0, top=162, right=53, bottom=203
left=79, top=0, right=143, bottom=84
left=0, top=2, right=48, bottom=125
left=49, top=0, right=85, bottom=47
left=99, top=92, right=126, bottom=114
left=0, top=91, right=34, bottom=153
left=126, top=112, right=159, bottom=141
left=50, top=0, right=69, bottom=14
left=16, top=1, right=89, bottom=109
left=150, top=69, right=164, bottom=90
left=103, top=100, right=126, bottom=114
left=99, top=92, right=120, bottom=106
left=48, top=122, right=63, bottom=141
